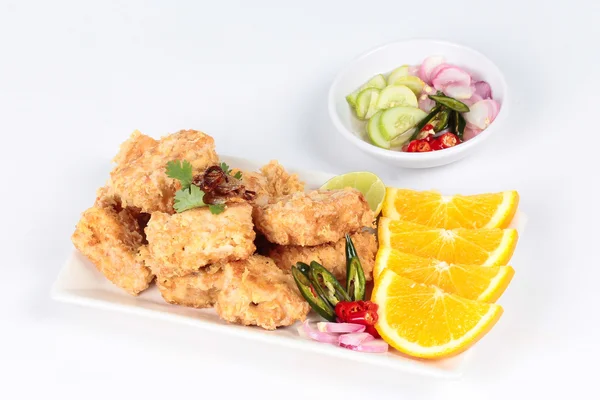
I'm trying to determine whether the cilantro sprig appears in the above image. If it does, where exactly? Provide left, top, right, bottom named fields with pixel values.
left=220, top=162, right=242, bottom=180
left=173, top=185, right=207, bottom=213
left=166, top=160, right=226, bottom=214
left=166, top=160, right=193, bottom=190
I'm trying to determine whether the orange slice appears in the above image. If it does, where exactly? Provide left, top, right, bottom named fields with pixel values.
left=372, top=270, right=503, bottom=359
left=378, top=218, right=518, bottom=266
left=373, top=248, right=514, bottom=302
left=382, top=188, right=519, bottom=229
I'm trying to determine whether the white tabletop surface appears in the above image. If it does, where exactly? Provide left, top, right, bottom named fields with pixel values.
left=1, top=1, right=598, bottom=398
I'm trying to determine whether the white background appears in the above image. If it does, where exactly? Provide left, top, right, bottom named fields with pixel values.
left=1, top=0, right=598, bottom=398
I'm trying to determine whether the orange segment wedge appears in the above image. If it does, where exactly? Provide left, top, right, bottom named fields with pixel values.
left=374, top=248, right=514, bottom=302
left=382, top=188, right=519, bottom=229
left=378, top=218, right=518, bottom=266
left=372, top=270, right=503, bottom=359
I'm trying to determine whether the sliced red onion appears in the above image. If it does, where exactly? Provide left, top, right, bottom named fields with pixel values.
left=463, top=99, right=500, bottom=130
left=339, top=332, right=374, bottom=347
left=418, top=93, right=436, bottom=112
left=317, top=322, right=366, bottom=333
left=443, top=83, right=474, bottom=99
left=474, top=80, right=493, bottom=99
left=298, top=320, right=339, bottom=344
left=418, top=56, right=445, bottom=84
left=432, top=66, right=471, bottom=92
left=463, top=93, right=483, bottom=107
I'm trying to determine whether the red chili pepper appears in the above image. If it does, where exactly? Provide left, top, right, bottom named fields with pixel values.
left=421, top=123, right=434, bottom=132
left=406, top=139, right=432, bottom=152
left=431, top=132, right=460, bottom=151
left=335, top=300, right=380, bottom=338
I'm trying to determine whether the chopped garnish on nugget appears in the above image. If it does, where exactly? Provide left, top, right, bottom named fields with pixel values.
left=215, top=255, right=310, bottom=330
left=254, top=188, right=374, bottom=246
left=144, top=203, right=255, bottom=278
left=110, top=129, right=219, bottom=213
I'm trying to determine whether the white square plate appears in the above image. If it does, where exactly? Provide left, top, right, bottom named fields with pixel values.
left=52, top=155, right=526, bottom=379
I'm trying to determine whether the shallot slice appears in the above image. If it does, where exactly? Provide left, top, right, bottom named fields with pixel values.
left=463, top=125, right=483, bottom=141
left=339, top=333, right=389, bottom=353
left=350, top=339, right=389, bottom=353
left=432, top=66, right=471, bottom=92
left=298, top=320, right=339, bottom=344
left=463, top=93, right=483, bottom=107
left=443, top=83, right=474, bottom=99
left=418, top=93, right=436, bottom=112
left=463, top=99, right=500, bottom=130
left=339, top=332, right=374, bottom=348
left=317, top=322, right=365, bottom=333
left=428, top=63, right=451, bottom=83
left=474, top=80, right=493, bottom=99
left=418, top=56, right=445, bottom=84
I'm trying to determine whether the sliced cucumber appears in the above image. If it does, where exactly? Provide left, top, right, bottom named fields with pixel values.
left=387, top=65, right=410, bottom=85
left=376, top=85, right=418, bottom=110
left=379, top=106, right=428, bottom=140
left=389, top=76, right=425, bottom=96
left=355, top=88, right=380, bottom=120
left=367, top=110, right=390, bottom=149
left=346, top=74, right=386, bottom=107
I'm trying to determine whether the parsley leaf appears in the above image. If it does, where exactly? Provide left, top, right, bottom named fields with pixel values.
left=233, top=171, right=242, bottom=179
left=220, top=162, right=231, bottom=175
left=166, top=160, right=193, bottom=190
left=208, top=204, right=226, bottom=215
left=173, top=185, right=206, bottom=213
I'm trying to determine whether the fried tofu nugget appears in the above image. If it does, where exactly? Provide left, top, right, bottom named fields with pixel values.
left=110, top=129, right=219, bottom=213
left=144, top=203, right=256, bottom=278
left=154, top=265, right=224, bottom=308
left=71, top=204, right=153, bottom=296
left=260, top=160, right=304, bottom=197
left=254, top=188, right=374, bottom=246
left=215, top=255, right=310, bottom=330
left=268, top=231, right=377, bottom=282
left=234, top=160, right=305, bottom=206
left=112, top=129, right=158, bottom=166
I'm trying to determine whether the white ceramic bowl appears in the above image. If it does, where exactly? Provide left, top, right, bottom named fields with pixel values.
left=328, top=39, right=508, bottom=168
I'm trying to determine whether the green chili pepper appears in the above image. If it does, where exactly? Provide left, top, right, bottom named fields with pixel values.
left=295, top=261, right=311, bottom=277
left=434, top=110, right=450, bottom=132
left=409, top=105, right=441, bottom=141
left=456, top=111, right=466, bottom=140
left=345, top=234, right=366, bottom=301
left=428, top=94, right=470, bottom=113
left=291, top=264, right=336, bottom=321
left=309, top=261, right=350, bottom=307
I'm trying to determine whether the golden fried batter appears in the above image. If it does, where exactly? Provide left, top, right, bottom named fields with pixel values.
left=144, top=203, right=256, bottom=278
left=155, top=264, right=224, bottom=308
left=233, top=160, right=305, bottom=206
left=112, top=129, right=158, bottom=166
left=268, top=231, right=377, bottom=282
left=260, top=160, right=304, bottom=197
left=215, top=255, right=310, bottom=330
left=253, top=188, right=374, bottom=246
left=71, top=204, right=153, bottom=296
left=110, top=129, right=219, bottom=213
